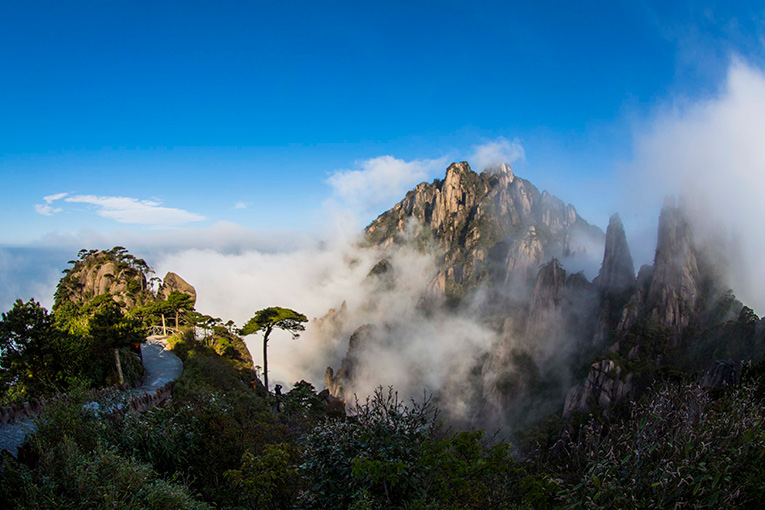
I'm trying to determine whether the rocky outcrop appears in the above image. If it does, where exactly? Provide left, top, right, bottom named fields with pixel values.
left=54, top=248, right=197, bottom=316
left=365, top=162, right=603, bottom=300
left=478, top=257, right=601, bottom=426
left=55, top=250, right=150, bottom=309
left=596, top=214, right=635, bottom=294
left=590, top=217, right=636, bottom=346
left=324, top=325, right=376, bottom=399
left=158, top=272, right=197, bottom=305
left=317, top=388, right=346, bottom=416
left=616, top=265, right=654, bottom=335
left=311, top=301, right=348, bottom=341
left=563, top=359, right=634, bottom=417
left=327, top=162, right=755, bottom=429
left=524, top=259, right=567, bottom=353
left=563, top=200, right=744, bottom=417
left=502, top=226, right=546, bottom=285
left=700, top=360, right=738, bottom=387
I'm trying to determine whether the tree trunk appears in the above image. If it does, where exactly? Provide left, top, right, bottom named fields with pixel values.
left=175, top=311, right=179, bottom=329
left=263, top=337, right=269, bottom=393
left=114, top=348, right=124, bottom=385
left=161, top=314, right=166, bottom=336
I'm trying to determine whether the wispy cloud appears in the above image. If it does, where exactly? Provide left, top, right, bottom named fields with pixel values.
left=63, top=195, right=205, bottom=225
left=469, top=137, right=526, bottom=171
left=43, top=192, right=68, bottom=203
left=234, top=201, right=247, bottom=210
left=34, top=192, right=69, bottom=215
left=34, top=192, right=205, bottom=226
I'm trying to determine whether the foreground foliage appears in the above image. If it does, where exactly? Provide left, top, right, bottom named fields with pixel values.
left=2, top=287, right=765, bottom=509
left=0, top=297, right=144, bottom=403
left=0, top=388, right=209, bottom=509
left=552, top=367, right=765, bottom=508
left=298, top=387, right=556, bottom=509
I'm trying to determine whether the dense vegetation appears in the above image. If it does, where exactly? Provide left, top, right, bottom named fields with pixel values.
left=0, top=296, right=145, bottom=403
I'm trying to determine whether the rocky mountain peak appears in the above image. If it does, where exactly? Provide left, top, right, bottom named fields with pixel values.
left=596, top=213, right=636, bottom=294
left=647, top=201, right=701, bottom=342
left=483, top=162, right=515, bottom=184
left=364, top=161, right=603, bottom=301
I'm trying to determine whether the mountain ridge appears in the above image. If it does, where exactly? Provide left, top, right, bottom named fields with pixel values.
left=324, top=161, right=764, bottom=430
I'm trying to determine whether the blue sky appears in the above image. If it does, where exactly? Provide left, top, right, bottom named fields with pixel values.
left=3, top=1, right=765, bottom=310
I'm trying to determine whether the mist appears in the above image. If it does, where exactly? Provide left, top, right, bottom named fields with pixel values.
left=0, top=247, right=70, bottom=311
left=629, top=58, right=765, bottom=314
left=151, top=221, right=502, bottom=411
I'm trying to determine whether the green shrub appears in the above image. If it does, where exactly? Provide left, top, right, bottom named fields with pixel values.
left=299, top=387, right=436, bottom=509
left=0, top=391, right=208, bottom=509
left=559, top=380, right=765, bottom=508
left=0, top=440, right=209, bottom=509
left=225, top=442, right=301, bottom=510
left=299, top=387, right=555, bottom=509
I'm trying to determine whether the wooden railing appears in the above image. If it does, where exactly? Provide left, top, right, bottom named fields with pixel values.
left=146, top=324, right=181, bottom=337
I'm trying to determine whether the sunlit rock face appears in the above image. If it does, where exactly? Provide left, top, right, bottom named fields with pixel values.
left=320, top=162, right=607, bottom=426
left=158, top=272, right=197, bottom=305
left=56, top=251, right=150, bottom=309
left=365, top=161, right=603, bottom=300
left=55, top=250, right=197, bottom=313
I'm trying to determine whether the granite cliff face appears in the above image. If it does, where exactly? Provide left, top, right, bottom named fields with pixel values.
left=646, top=198, right=702, bottom=343
left=325, top=162, right=604, bottom=405
left=55, top=250, right=150, bottom=309
left=324, top=324, right=375, bottom=398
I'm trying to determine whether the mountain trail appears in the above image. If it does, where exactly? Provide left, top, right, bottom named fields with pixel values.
left=0, top=336, right=183, bottom=457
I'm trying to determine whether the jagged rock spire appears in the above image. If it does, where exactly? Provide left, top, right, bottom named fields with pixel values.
left=647, top=200, right=701, bottom=343
left=597, top=213, right=635, bottom=293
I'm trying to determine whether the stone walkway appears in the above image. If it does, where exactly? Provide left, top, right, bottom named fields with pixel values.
left=0, top=336, right=183, bottom=457
left=133, top=336, right=183, bottom=396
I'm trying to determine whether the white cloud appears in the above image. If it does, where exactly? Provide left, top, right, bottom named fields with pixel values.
left=234, top=201, right=247, bottom=210
left=63, top=194, right=205, bottom=226
left=34, top=204, right=63, bottom=216
left=469, top=137, right=526, bottom=171
left=327, top=155, right=448, bottom=217
left=630, top=57, right=765, bottom=313
left=43, top=192, right=68, bottom=203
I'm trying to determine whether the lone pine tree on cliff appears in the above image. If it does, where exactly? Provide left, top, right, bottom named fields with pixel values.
left=239, top=307, right=307, bottom=393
